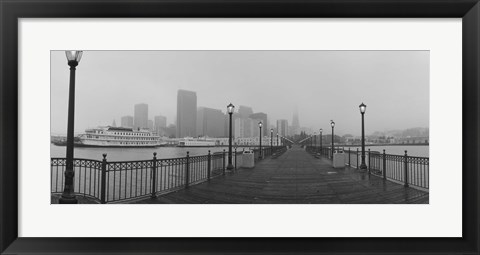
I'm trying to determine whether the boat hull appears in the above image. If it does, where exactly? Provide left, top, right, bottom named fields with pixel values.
left=75, top=143, right=165, bottom=148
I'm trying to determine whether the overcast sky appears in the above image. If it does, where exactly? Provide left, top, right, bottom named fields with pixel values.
left=51, top=50, right=429, bottom=136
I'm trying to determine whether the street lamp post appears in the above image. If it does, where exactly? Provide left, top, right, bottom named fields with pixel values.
left=330, top=120, right=335, bottom=159
left=258, top=122, right=263, bottom=159
left=276, top=133, right=279, bottom=147
left=313, top=132, right=317, bottom=151
left=59, top=50, right=83, bottom=204
left=359, top=103, right=368, bottom=170
left=270, top=128, right=273, bottom=154
left=227, top=103, right=235, bottom=170
left=319, top=128, right=323, bottom=154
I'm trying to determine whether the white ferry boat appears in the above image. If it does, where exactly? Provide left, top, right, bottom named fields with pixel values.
left=78, top=126, right=165, bottom=147
left=177, top=137, right=217, bottom=147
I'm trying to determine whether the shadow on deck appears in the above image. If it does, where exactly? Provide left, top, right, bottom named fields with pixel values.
left=133, top=146, right=429, bottom=204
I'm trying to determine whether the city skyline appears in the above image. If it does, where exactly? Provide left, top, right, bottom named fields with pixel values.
left=50, top=51, right=429, bottom=136
left=51, top=94, right=429, bottom=138
left=56, top=97, right=427, bottom=139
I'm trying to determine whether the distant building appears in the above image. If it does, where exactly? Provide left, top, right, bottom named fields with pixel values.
left=154, top=115, right=167, bottom=135
left=238, top=105, right=254, bottom=118
left=277, top=119, right=289, bottom=137
left=249, top=112, right=268, bottom=136
left=148, top=120, right=154, bottom=131
left=134, top=103, right=148, bottom=130
left=176, top=90, right=197, bottom=138
left=197, top=107, right=226, bottom=138
left=300, top=127, right=313, bottom=135
left=234, top=117, right=255, bottom=138
left=233, top=136, right=279, bottom=146
left=121, top=116, right=133, bottom=128
left=111, top=119, right=117, bottom=127
left=164, top=124, right=176, bottom=138
left=397, top=136, right=429, bottom=144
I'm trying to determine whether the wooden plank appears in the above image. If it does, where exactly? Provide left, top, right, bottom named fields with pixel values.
left=131, top=146, right=429, bottom=204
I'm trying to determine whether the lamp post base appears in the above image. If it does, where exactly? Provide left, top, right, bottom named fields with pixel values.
left=59, top=195, right=78, bottom=204
left=226, top=164, right=234, bottom=170
left=359, top=164, right=368, bottom=171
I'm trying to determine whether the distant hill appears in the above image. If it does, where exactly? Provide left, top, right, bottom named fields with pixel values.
left=371, top=127, right=429, bottom=138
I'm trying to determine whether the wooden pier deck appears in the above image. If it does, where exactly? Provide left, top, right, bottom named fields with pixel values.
left=134, top=146, right=429, bottom=204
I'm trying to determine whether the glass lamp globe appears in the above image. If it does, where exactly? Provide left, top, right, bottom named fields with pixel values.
left=227, top=103, right=235, bottom=114
left=65, top=51, right=83, bottom=63
left=359, top=102, right=367, bottom=114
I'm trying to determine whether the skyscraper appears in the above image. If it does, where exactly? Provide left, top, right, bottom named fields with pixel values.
left=154, top=115, right=167, bottom=135
left=176, top=90, right=197, bottom=138
left=277, top=119, right=289, bottom=137
left=197, top=107, right=226, bottom=138
left=121, top=116, right=134, bottom=128
left=249, top=112, right=268, bottom=136
left=238, top=105, right=254, bottom=118
left=134, top=103, right=148, bottom=130
left=234, top=117, right=254, bottom=138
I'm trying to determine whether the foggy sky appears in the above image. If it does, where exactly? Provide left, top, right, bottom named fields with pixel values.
left=50, top=50, right=429, bottom=136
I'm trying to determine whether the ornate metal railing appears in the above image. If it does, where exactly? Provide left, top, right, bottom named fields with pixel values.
left=51, top=158, right=103, bottom=201
left=305, top=146, right=429, bottom=190
left=368, top=151, right=429, bottom=190
left=51, top=146, right=284, bottom=203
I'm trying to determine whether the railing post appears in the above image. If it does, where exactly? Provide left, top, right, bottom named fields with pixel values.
left=348, top=148, right=351, bottom=166
left=223, top=149, right=226, bottom=175
left=185, top=151, right=190, bottom=188
left=207, top=150, right=211, bottom=180
left=151, top=152, right=157, bottom=198
left=234, top=148, right=237, bottom=170
left=383, top=150, right=387, bottom=180
left=356, top=148, right=359, bottom=168
left=368, top=149, right=371, bottom=174
left=100, top=153, right=107, bottom=204
left=404, top=150, right=409, bottom=187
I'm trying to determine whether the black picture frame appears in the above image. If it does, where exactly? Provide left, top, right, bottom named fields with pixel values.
left=1, top=0, right=479, bottom=254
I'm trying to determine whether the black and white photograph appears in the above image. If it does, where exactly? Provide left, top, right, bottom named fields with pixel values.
left=3, top=0, right=479, bottom=253
left=50, top=50, right=429, bottom=204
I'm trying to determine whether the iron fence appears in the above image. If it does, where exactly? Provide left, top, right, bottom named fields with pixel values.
left=306, top=146, right=429, bottom=190
left=52, top=146, right=285, bottom=203
left=51, top=158, right=103, bottom=201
